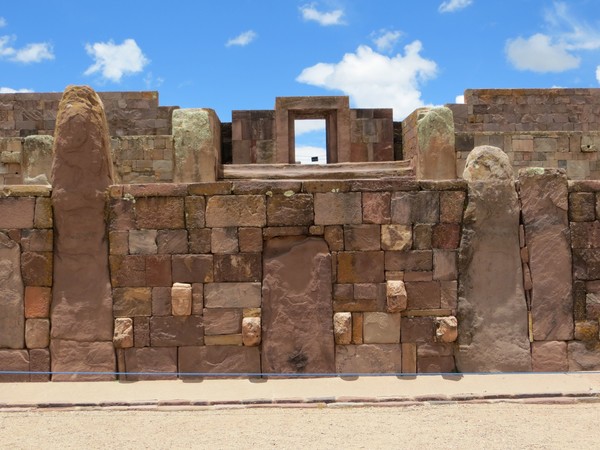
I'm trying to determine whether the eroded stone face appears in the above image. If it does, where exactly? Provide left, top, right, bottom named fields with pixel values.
left=416, top=107, right=456, bottom=180
left=0, top=232, right=24, bottom=349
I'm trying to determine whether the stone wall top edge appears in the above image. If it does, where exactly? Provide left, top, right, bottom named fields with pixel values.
left=1, top=185, right=51, bottom=197
left=465, top=88, right=599, bottom=97
left=568, top=180, right=600, bottom=192
left=455, top=130, right=600, bottom=136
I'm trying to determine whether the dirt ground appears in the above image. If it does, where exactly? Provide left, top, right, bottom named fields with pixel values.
left=0, top=402, right=598, bottom=449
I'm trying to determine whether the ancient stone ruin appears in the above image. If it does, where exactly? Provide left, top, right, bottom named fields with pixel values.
left=0, top=86, right=599, bottom=381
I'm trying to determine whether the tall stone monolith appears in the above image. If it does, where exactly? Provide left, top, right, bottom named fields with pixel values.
left=0, top=232, right=24, bottom=349
left=456, top=145, right=531, bottom=372
left=50, top=85, right=116, bottom=380
left=416, top=107, right=456, bottom=180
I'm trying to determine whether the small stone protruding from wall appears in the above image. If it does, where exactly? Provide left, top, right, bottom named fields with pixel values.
left=242, top=317, right=261, bottom=347
left=333, top=312, right=352, bottom=345
left=416, top=107, right=456, bottom=180
left=172, top=109, right=221, bottom=183
left=386, top=280, right=407, bottom=313
left=22, top=135, right=53, bottom=185
left=171, top=282, right=192, bottom=316
left=435, top=316, right=458, bottom=343
left=113, top=318, right=134, bottom=349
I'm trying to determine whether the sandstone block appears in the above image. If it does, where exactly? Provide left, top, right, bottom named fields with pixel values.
left=145, top=255, right=172, bottom=287
left=569, top=192, right=595, bottom=222
left=34, top=197, right=53, bottom=229
left=151, top=287, right=171, bottom=316
left=0, top=350, right=29, bottom=382
left=344, top=224, right=381, bottom=251
left=109, top=231, right=128, bottom=255
left=362, top=192, right=391, bottom=224
left=386, top=280, right=407, bottom=313
left=50, top=340, right=116, bottom=381
left=531, top=341, right=568, bottom=372
left=335, top=344, right=402, bottom=374
left=124, top=347, right=177, bottom=381
left=416, top=107, right=456, bottom=180
left=129, top=229, right=157, bottom=254
left=204, top=308, right=242, bottom=335
left=157, top=229, right=188, bottom=254
left=440, top=191, right=466, bottom=223
left=113, top=318, right=134, bottom=349
left=314, top=192, right=362, bottom=225
left=179, top=346, right=260, bottom=378
left=324, top=225, right=344, bottom=251
left=586, top=293, right=600, bottom=320
left=417, top=355, right=456, bottom=373
left=188, top=228, right=211, bottom=253
left=204, top=334, right=243, bottom=345
left=0, top=232, right=24, bottom=349
left=206, top=195, right=266, bottom=227
left=29, top=348, right=50, bottom=382
left=214, top=253, right=261, bottom=282
left=135, top=197, right=185, bottom=229
left=109, top=255, right=146, bottom=287
left=334, top=312, right=352, bottom=345
left=433, top=250, right=457, bottom=281
left=238, top=227, right=263, bottom=253
left=574, top=320, right=599, bottom=341
left=567, top=341, right=600, bottom=371
left=402, top=343, right=417, bottom=373
left=267, top=193, right=314, bottom=226
left=391, top=191, right=439, bottom=224
left=352, top=313, right=363, bottom=344
left=381, top=224, right=412, bottom=251
left=21, top=229, right=53, bottom=252
left=150, top=315, right=204, bottom=347
left=385, top=250, right=432, bottom=271
left=24, top=286, right=51, bottom=318
left=25, top=318, right=50, bottom=349
left=401, top=316, right=434, bottom=343
left=172, top=254, right=213, bottom=283
left=406, top=281, right=441, bottom=309
left=242, top=317, right=261, bottom=346
left=184, top=196, right=206, bottom=229
left=204, top=282, right=262, bottom=308
left=113, top=287, right=152, bottom=317
left=0, top=197, right=35, bottom=229
left=134, top=316, right=150, bottom=348
left=432, top=224, right=461, bottom=249
left=211, top=227, right=238, bottom=254
left=434, top=316, right=458, bottom=343
left=337, top=251, right=384, bottom=283
left=363, top=312, right=401, bottom=344
left=21, top=251, right=52, bottom=286
left=171, top=282, right=192, bottom=316
left=22, top=134, right=53, bottom=184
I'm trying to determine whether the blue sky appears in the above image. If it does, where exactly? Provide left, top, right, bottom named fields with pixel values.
left=1, top=1, right=600, bottom=162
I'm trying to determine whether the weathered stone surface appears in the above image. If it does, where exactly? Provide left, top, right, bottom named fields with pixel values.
left=344, top=224, right=380, bottom=251
left=171, top=282, right=192, bottom=316
left=0, top=197, right=35, bottom=229
left=238, top=227, right=263, bottom=253
left=440, top=280, right=458, bottom=310
left=416, top=107, right=456, bottom=180
left=179, top=346, right=260, bottom=377
left=29, top=348, right=50, bottom=382
left=401, top=343, right=417, bottom=373
left=381, top=224, right=411, bottom=251
left=204, top=282, right=261, bottom=308
left=150, top=315, right=204, bottom=347
left=124, top=347, right=177, bottom=381
left=184, top=196, right=206, bottom=229
left=363, top=312, right=401, bottom=344
left=22, top=135, right=53, bottom=184
left=242, top=317, right=261, bottom=346
left=386, top=280, right=407, bottom=313
left=113, top=318, right=134, bottom=349
left=113, top=287, right=152, bottom=317
left=204, top=334, right=243, bottom=345
left=133, top=316, right=150, bottom=348
left=204, top=308, right=242, bottom=335
left=324, top=225, right=344, bottom=251
left=211, top=227, right=238, bottom=254
left=531, top=341, right=568, bottom=372
left=406, top=281, right=441, bottom=309
left=20, top=251, right=52, bottom=287
left=391, top=191, right=439, bottom=224
left=172, top=254, right=213, bottom=283
left=401, top=316, right=434, bottom=343
left=567, top=341, right=600, bottom=371
left=362, top=192, right=391, bottom=224
left=432, top=224, right=461, bottom=249
left=50, top=340, right=116, bottom=381
left=129, top=230, right=157, bottom=254
left=433, top=250, right=457, bottom=281
left=135, top=197, right=185, bottom=229
left=262, top=237, right=335, bottom=373
left=109, top=231, right=128, bottom=256
left=575, top=320, right=599, bottom=341
left=25, top=318, right=50, bottom=349
left=434, top=316, right=458, bottom=343
left=586, top=293, right=600, bottom=320
left=188, top=229, right=211, bottom=253
left=314, top=192, right=362, bottom=225
left=519, top=169, right=573, bottom=340
left=156, top=230, right=188, bottom=254
left=0, top=232, right=24, bottom=348
left=440, top=191, right=466, bottom=223
left=21, top=229, right=53, bottom=252
left=206, top=195, right=266, bottom=227
left=214, top=253, right=261, bottom=282
left=109, top=255, right=145, bottom=287
left=568, top=192, right=595, bottom=222
left=333, top=312, right=352, bottom=345
left=337, top=251, right=384, bottom=283
left=34, top=197, right=53, bottom=229
left=50, top=86, right=115, bottom=378
left=385, top=250, right=432, bottom=271
left=267, top=193, right=314, bottom=226
left=0, top=350, right=29, bottom=382
left=145, top=255, right=172, bottom=287
left=335, top=344, right=402, bottom=374
left=457, top=146, right=531, bottom=372
left=173, top=108, right=221, bottom=183
left=24, top=286, right=51, bottom=318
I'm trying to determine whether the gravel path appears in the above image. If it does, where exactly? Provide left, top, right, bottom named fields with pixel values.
left=1, top=402, right=598, bottom=449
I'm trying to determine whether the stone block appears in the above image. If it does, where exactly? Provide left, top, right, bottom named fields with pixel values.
left=569, top=192, right=595, bottom=222
left=204, top=308, right=243, bottom=335
left=171, top=282, right=192, bottom=316
left=214, top=253, right=261, bottom=282
left=335, top=344, right=402, bottom=374
left=314, top=192, right=362, bottom=225
left=110, top=255, right=146, bottom=287
left=352, top=313, right=363, bottom=344
left=29, top=348, right=50, bottom=382
left=417, top=355, right=456, bottom=373
left=21, top=251, right=52, bottom=286
left=381, top=224, right=411, bottom=251
left=362, top=192, right=391, bottom=224
left=211, top=227, right=238, bottom=254
left=402, top=343, right=417, bottom=373
left=385, top=250, right=432, bottom=271
left=192, top=283, right=203, bottom=314
left=574, top=320, right=599, bottom=341
left=113, top=287, right=152, bottom=317
left=206, top=195, right=266, bottom=227
left=337, top=251, right=384, bottom=283
left=363, top=312, right=401, bottom=344
left=108, top=198, right=136, bottom=231
left=25, top=318, right=50, bottom=349
left=109, top=231, right=128, bottom=255
left=21, top=229, right=53, bottom=252
left=386, top=280, right=407, bottom=313
left=113, top=318, right=134, bottom=349
left=391, top=191, right=439, bottom=224
left=431, top=224, right=461, bottom=249
left=178, top=346, right=260, bottom=377
left=129, top=230, right=157, bottom=254
left=412, top=224, right=432, bottom=249
left=50, top=340, right=115, bottom=381
left=434, top=316, right=458, bottom=343
left=34, top=197, right=53, bottom=229
left=401, top=316, right=434, bottom=343
left=172, top=254, right=213, bottom=283
left=567, top=341, right=600, bottom=371
left=124, top=347, right=177, bottom=381
left=204, top=334, right=243, bottom=345
left=204, top=282, right=262, bottom=308
left=135, top=197, right=185, bottom=229
left=344, top=224, right=380, bottom=251
left=242, top=317, right=261, bottom=346
left=238, top=227, right=263, bottom=253
left=324, top=225, right=344, bottom=251
left=334, top=312, right=352, bottom=345
left=0, top=197, right=35, bottom=229
left=151, top=287, right=171, bottom=316
left=0, top=350, right=29, bottom=382
left=406, top=281, right=441, bottom=309
left=440, top=191, right=466, bottom=223
left=145, top=255, right=172, bottom=287
left=150, top=315, right=204, bottom=347
left=184, top=196, right=206, bottom=229
left=24, top=286, right=51, bottom=318
left=433, top=250, right=457, bottom=281
left=531, top=341, right=568, bottom=372
left=416, top=107, right=456, bottom=180
left=586, top=293, right=600, bottom=320
left=157, top=229, right=188, bottom=254
left=134, top=316, right=150, bottom=348
left=188, top=228, right=211, bottom=253
left=267, top=193, right=314, bottom=226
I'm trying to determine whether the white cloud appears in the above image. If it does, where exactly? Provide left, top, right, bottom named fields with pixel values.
left=0, top=87, right=33, bottom=93
left=506, top=34, right=580, bottom=72
left=295, top=145, right=327, bottom=164
left=372, top=29, right=402, bottom=53
left=0, top=35, right=54, bottom=63
left=0, top=17, right=6, bottom=28
left=596, top=66, right=600, bottom=84
left=297, top=41, right=437, bottom=120
left=439, top=0, right=473, bottom=13
left=85, top=39, right=149, bottom=82
left=226, top=30, right=257, bottom=47
left=455, top=94, right=465, bottom=104
left=506, top=2, right=600, bottom=73
left=300, top=4, right=344, bottom=26
left=295, top=119, right=326, bottom=135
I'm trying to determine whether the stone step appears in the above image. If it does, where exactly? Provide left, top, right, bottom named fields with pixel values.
left=221, top=161, right=414, bottom=180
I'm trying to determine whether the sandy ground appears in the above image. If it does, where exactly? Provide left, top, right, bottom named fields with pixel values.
left=0, top=402, right=598, bottom=449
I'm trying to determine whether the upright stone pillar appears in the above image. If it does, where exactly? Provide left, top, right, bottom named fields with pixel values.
left=22, top=135, right=53, bottom=185
left=456, top=145, right=531, bottom=372
left=416, top=107, right=456, bottom=180
left=50, top=85, right=116, bottom=380
left=518, top=168, right=573, bottom=340
left=172, top=108, right=221, bottom=183
left=0, top=232, right=24, bottom=349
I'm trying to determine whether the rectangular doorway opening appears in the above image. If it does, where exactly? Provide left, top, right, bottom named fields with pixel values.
left=294, top=119, right=327, bottom=164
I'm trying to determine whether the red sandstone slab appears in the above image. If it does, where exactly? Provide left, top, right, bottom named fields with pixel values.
left=179, top=346, right=260, bottom=378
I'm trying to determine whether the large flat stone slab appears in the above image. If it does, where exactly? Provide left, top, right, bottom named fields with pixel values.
left=179, top=346, right=260, bottom=378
